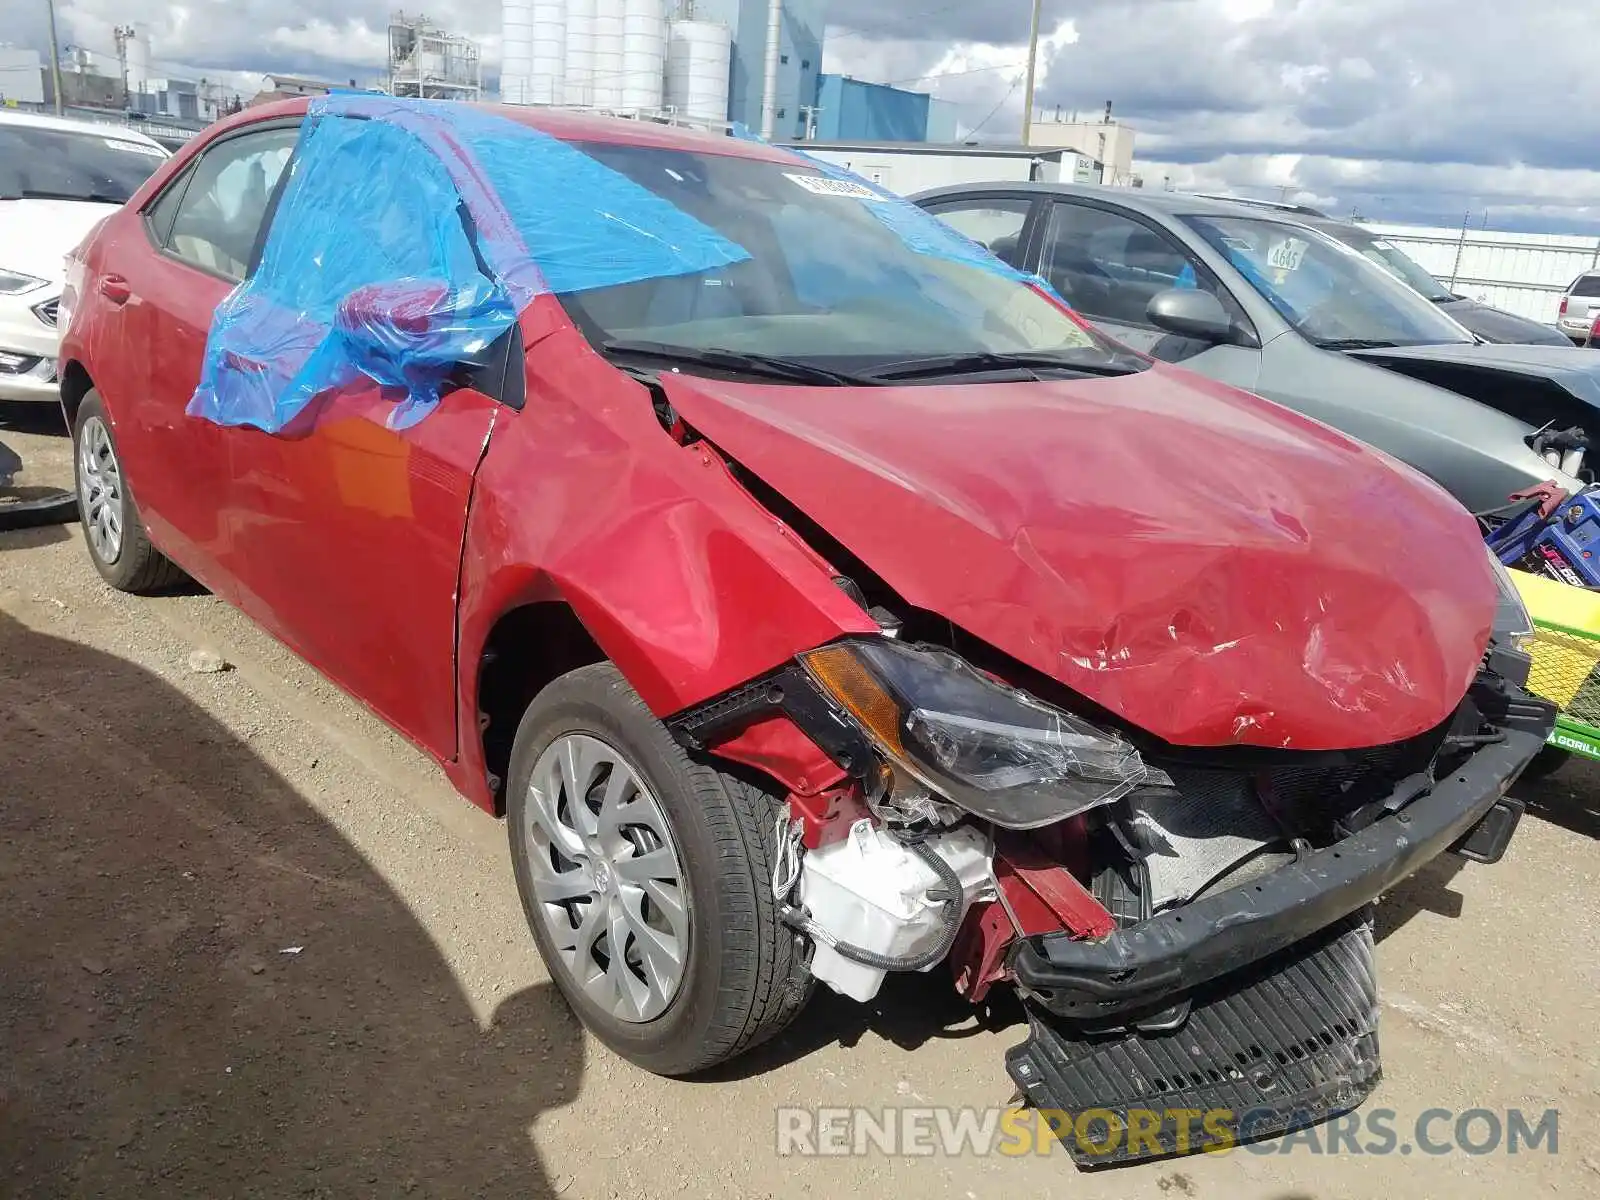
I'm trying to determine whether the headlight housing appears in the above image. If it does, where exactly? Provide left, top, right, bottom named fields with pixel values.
left=0, top=269, right=47, bottom=296
left=801, top=639, right=1149, bottom=828
left=1486, top=547, right=1535, bottom=655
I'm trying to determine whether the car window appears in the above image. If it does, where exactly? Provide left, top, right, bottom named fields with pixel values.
left=1040, top=201, right=1236, bottom=331
left=921, top=199, right=1032, bottom=266
left=164, top=128, right=299, bottom=281
left=554, top=143, right=1122, bottom=372
left=0, top=123, right=166, bottom=203
left=1571, top=274, right=1600, bottom=298
left=1328, top=227, right=1454, bottom=302
left=145, top=161, right=195, bottom=247
left=1186, top=214, right=1474, bottom=348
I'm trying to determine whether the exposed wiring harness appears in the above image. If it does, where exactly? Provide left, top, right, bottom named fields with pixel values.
left=771, top=810, right=966, bottom=973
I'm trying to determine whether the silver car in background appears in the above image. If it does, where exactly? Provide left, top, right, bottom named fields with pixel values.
left=916, top=183, right=1598, bottom=511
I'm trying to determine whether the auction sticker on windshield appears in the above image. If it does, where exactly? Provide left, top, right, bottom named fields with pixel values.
left=1267, top=238, right=1308, bottom=272
left=105, top=138, right=166, bottom=157
left=785, top=174, right=890, bottom=201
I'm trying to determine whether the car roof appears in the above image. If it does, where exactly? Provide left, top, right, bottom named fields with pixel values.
left=0, top=108, right=168, bottom=153
left=219, top=97, right=799, bottom=165
left=913, top=179, right=1325, bottom=225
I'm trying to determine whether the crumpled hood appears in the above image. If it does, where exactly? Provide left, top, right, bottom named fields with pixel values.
left=1348, top=341, right=1600, bottom=411
left=662, top=364, right=1497, bottom=750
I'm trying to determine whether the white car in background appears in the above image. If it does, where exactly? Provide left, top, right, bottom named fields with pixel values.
left=0, top=111, right=169, bottom=403
left=1557, top=269, right=1600, bottom=345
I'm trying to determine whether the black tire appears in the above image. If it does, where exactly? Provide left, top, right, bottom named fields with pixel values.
left=507, top=663, right=810, bottom=1076
left=1517, top=745, right=1572, bottom=784
left=71, top=390, right=187, bottom=593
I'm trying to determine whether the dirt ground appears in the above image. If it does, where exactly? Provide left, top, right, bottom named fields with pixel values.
left=2, top=400, right=1598, bottom=1199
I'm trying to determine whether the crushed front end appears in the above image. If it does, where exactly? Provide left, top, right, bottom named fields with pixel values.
left=672, top=604, right=1551, bottom=1165
left=1002, top=662, right=1548, bottom=1162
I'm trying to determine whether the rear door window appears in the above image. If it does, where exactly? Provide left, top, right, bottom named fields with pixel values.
left=920, top=198, right=1035, bottom=267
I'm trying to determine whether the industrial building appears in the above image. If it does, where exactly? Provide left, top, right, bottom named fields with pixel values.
left=0, top=46, right=45, bottom=106
left=786, top=141, right=1102, bottom=197
left=1026, top=104, right=1137, bottom=185
left=809, top=74, right=956, bottom=143
left=15, top=27, right=242, bottom=127
left=388, top=12, right=483, bottom=102
left=690, top=0, right=822, bottom=139
left=497, top=1, right=825, bottom=139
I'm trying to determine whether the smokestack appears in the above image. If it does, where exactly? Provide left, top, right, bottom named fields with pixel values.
left=1103, top=99, right=1113, bottom=124
left=760, top=0, right=782, bottom=139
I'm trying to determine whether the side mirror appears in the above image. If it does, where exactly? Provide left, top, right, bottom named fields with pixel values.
left=333, top=279, right=507, bottom=379
left=1146, top=288, right=1237, bottom=344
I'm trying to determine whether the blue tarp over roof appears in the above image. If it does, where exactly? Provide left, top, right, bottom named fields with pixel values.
left=190, top=97, right=1055, bottom=434
left=189, top=95, right=751, bottom=432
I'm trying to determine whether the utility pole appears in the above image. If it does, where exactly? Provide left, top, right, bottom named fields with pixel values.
left=1021, top=0, right=1043, bottom=145
left=44, top=0, right=65, bottom=114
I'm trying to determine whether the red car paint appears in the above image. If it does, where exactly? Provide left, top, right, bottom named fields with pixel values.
left=660, top=369, right=1498, bottom=750
left=61, top=101, right=1498, bottom=838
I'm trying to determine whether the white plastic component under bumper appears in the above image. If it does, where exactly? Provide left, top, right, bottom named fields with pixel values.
left=798, top=820, right=994, bottom=1003
left=0, top=289, right=62, bottom=403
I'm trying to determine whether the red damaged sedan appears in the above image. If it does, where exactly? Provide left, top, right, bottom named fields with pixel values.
left=57, top=96, right=1551, bottom=1162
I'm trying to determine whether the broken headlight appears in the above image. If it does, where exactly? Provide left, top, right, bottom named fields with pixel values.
left=1487, top=546, right=1535, bottom=655
left=801, top=639, right=1148, bottom=829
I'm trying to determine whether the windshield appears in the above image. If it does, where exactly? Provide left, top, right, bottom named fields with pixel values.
left=555, top=142, right=1123, bottom=375
left=1322, top=225, right=1454, bottom=302
left=0, top=123, right=166, bottom=204
left=1185, top=214, right=1474, bottom=348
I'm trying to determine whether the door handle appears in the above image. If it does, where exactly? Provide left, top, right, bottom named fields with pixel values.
left=98, top=275, right=131, bottom=305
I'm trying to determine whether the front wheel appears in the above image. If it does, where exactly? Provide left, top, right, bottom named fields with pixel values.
left=506, top=663, right=810, bottom=1076
left=72, top=390, right=186, bottom=593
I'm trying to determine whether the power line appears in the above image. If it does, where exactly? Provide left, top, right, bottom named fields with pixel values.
left=822, top=0, right=974, bottom=48
left=882, top=61, right=1027, bottom=87
left=966, top=71, right=1025, bottom=138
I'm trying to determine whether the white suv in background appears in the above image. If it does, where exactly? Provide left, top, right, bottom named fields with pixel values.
left=1557, top=269, right=1600, bottom=345
left=0, top=111, right=169, bottom=403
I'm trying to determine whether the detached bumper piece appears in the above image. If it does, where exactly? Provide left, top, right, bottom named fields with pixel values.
left=1010, top=726, right=1546, bottom=1021
left=1006, top=918, right=1380, bottom=1165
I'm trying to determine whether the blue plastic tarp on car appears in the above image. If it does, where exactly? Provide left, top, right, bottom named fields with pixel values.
left=189, top=95, right=751, bottom=433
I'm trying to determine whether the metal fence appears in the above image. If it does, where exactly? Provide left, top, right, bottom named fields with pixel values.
left=1362, top=220, right=1600, bottom=325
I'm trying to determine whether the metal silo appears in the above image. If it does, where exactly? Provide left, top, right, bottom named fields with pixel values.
left=664, top=18, right=731, bottom=125
left=565, top=0, right=597, bottom=107
left=591, top=0, right=627, bottom=109
left=620, top=0, right=666, bottom=112
left=499, top=0, right=534, bottom=103
left=529, top=0, right=566, bottom=104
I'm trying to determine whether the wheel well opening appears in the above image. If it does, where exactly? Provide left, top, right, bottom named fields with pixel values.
left=477, top=602, right=605, bottom=814
left=59, top=362, right=94, bottom=429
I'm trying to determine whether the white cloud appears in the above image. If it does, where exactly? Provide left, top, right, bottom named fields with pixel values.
left=8, top=0, right=1596, bottom=230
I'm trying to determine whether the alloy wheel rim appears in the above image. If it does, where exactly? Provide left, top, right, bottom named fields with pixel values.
left=77, top=416, right=124, bottom=563
left=523, top=733, right=691, bottom=1023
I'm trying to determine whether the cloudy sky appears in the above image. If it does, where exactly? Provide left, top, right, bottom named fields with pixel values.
left=10, top=0, right=1598, bottom=231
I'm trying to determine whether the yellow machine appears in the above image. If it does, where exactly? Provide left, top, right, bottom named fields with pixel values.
left=1513, top=568, right=1600, bottom=770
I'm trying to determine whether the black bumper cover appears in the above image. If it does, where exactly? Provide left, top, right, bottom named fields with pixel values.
left=1011, top=726, right=1546, bottom=1021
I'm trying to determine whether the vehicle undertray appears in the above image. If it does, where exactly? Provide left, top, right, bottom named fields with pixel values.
left=1005, top=915, right=1380, bottom=1165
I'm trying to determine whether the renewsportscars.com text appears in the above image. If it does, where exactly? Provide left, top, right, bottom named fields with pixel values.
left=775, top=1105, right=1559, bottom=1159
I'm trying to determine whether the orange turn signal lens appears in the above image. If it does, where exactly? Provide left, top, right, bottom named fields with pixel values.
left=801, top=644, right=905, bottom=756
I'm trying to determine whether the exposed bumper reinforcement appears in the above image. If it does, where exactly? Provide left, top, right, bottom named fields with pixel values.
left=1010, top=727, right=1545, bottom=1021
left=1007, top=917, right=1381, bottom=1165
